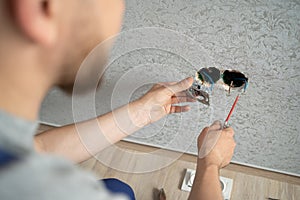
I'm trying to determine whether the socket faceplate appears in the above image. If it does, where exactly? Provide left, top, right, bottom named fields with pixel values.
left=181, top=169, right=233, bottom=200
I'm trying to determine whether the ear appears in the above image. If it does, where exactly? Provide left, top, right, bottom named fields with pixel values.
left=10, top=0, right=58, bottom=46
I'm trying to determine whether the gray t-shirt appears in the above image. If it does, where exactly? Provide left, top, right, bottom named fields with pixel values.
left=0, top=110, right=127, bottom=200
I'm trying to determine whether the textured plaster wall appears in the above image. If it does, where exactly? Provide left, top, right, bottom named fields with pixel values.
left=40, top=0, right=300, bottom=176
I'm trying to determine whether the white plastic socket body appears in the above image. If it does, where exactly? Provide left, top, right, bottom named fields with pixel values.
left=181, top=168, right=233, bottom=200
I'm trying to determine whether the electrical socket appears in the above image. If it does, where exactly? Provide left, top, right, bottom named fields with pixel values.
left=181, top=168, right=233, bottom=200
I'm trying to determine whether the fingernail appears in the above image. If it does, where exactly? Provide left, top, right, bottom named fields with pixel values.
left=210, top=120, right=222, bottom=130
left=212, top=120, right=221, bottom=126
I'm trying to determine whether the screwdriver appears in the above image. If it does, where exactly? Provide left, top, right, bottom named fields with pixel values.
left=224, top=94, right=240, bottom=128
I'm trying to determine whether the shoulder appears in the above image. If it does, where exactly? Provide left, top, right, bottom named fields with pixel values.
left=0, top=152, right=127, bottom=200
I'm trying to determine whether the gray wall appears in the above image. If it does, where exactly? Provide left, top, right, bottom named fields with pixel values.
left=40, top=0, right=300, bottom=176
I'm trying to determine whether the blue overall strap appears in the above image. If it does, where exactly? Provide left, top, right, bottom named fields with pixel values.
left=0, top=148, right=19, bottom=167
left=101, top=178, right=136, bottom=200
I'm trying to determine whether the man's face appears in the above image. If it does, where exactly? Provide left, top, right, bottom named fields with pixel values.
left=57, top=0, right=125, bottom=93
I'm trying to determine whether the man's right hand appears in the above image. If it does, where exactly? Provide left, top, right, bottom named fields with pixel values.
left=197, top=122, right=236, bottom=169
left=188, top=123, right=236, bottom=200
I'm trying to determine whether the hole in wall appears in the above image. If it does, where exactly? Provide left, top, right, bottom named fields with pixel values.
left=187, top=67, right=249, bottom=106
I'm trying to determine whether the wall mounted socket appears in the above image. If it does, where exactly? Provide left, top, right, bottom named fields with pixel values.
left=181, top=168, right=233, bottom=200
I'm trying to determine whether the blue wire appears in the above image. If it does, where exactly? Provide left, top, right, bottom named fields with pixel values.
left=231, top=77, right=248, bottom=92
left=201, top=71, right=215, bottom=91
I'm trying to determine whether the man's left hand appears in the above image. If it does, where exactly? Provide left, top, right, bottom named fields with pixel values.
left=134, top=77, right=195, bottom=124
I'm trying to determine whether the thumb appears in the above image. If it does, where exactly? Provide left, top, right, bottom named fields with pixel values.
left=209, top=120, right=223, bottom=131
left=166, top=77, right=193, bottom=95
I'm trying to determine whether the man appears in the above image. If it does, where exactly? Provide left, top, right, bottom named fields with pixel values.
left=0, top=0, right=236, bottom=199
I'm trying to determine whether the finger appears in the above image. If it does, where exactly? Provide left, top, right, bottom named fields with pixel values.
left=172, top=91, right=197, bottom=103
left=198, top=127, right=210, bottom=146
left=153, top=82, right=177, bottom=89
left=208, top=120, right=223, bottom=131
left=223, top=127, right=234, bottom=137
left=160, top=82, right=177, bottom=86
left=171, top=96, right=196, bottom=104
left=166, top=77, right=193, bottom=95
left=201, top=127, right=210, bottom=135
left=174, top=91, right=191, bottom=97
left=169, top=105, right=191, bottom=113
left=151, top=83, right=162, bottom=90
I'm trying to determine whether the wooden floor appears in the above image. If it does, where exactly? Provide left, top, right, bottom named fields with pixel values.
left=78, top=141, right=300, bottom=200
left=38, top=125, right=300, bottom=200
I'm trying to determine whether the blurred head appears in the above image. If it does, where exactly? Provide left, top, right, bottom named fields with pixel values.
left=0, top=0, right=125, bottom=93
